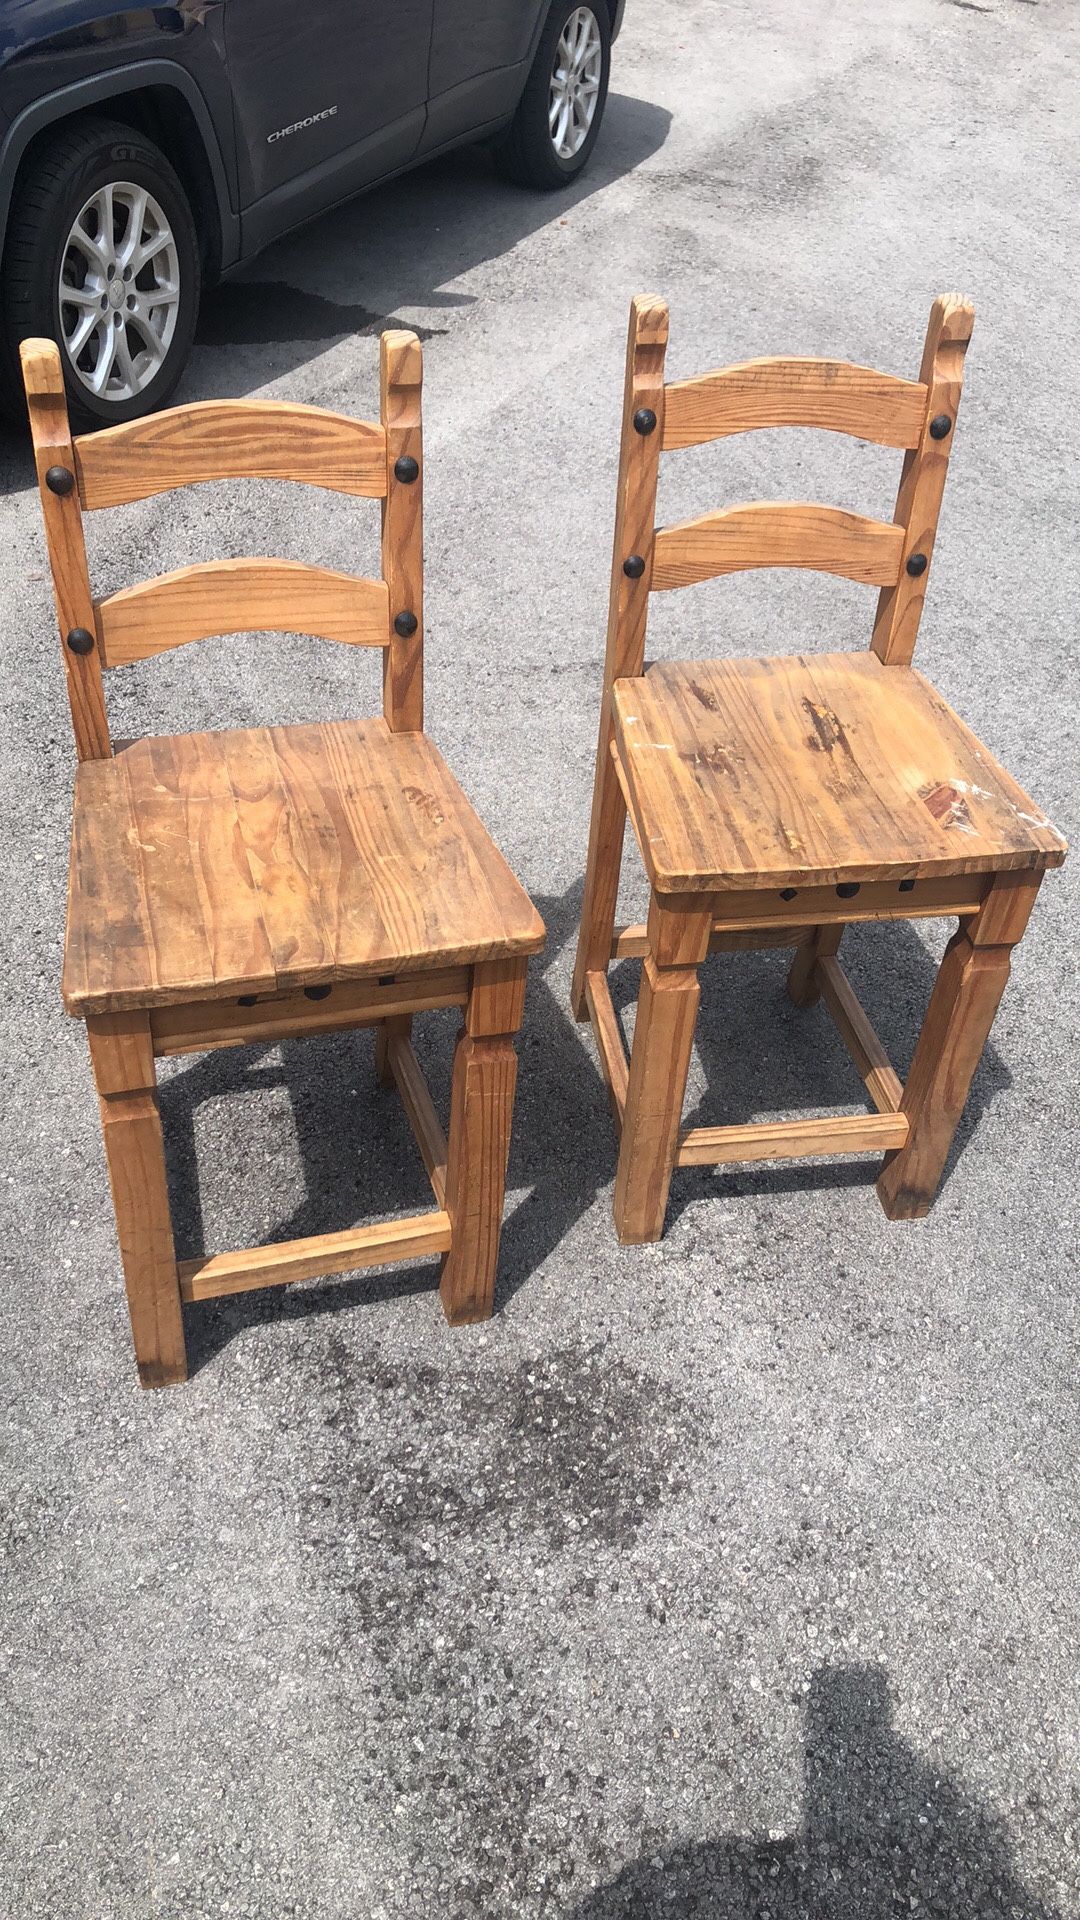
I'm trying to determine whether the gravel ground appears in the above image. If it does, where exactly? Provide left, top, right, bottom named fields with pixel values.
left=1, top=1, right=1077, bottom=1914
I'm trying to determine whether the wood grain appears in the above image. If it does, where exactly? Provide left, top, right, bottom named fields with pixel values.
left=87, top=1010, right=187, bottom=1386
left=381, top=329, right=424, bottom=729
left=677, top=1111, right=908, bottom=1166
left=21, top=338, right=111, bottom=759
left=178, top=1211, right=451, bottom=1300
left=96, top=558, right=389, bottom=664
left=613, top=955, right=700, bottom=1242
left=64, top=718, right=544, bottom=1014
left=662, top=357, right=927, bottom=451
left=73, top=399, right=388, bottom=508
left=872, top=294, right=974, bottom=666
left=570, top=294, right=669, bottom=1017
left=650, top=502, right=905, bottom=591
left=149, top=970, right=469, bottom=1055
left=386, top=1031, right=449, bottom=1204
left=613, top=653, right=1066, bottom=891
left=439, top=1030, right=518, bottom=1324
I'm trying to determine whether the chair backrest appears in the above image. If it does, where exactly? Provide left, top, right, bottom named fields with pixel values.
left=597, top=292, right=974, bottom=708
left=21, top=330, right=424, bottom=761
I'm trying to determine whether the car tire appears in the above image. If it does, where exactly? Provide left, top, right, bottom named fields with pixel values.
left=493, top=2, right=612, bottom=190
left=3, top=114, right=200, bottom=430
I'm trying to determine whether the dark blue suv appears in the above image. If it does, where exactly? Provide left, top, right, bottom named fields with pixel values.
left=0, top=0, right=623, bottom=425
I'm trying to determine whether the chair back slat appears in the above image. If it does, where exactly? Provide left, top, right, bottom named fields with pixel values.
left=22, top=331, right=425, bottom=757
left=651, top=502, right=904, bottom=592
left=73, top=400, right=388, bottom=508
left=662, top=357, right=927, bottom=451
left=96, top=560, right=390, bottom=666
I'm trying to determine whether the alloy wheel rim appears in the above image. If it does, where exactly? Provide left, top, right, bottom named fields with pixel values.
left=549, top=7, right=603, bottom=160
left=58, top=181, right=181, bottom=403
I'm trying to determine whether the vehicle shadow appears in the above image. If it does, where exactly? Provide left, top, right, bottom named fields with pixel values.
left=0, top=89, right=671, bottom=495
left=172, top=880, right=1011, bottom=1376
left=569, top=1663, right=1063, bottom=1919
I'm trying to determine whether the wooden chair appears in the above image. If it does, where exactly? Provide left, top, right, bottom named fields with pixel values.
left=24, top=332, right=544, bottom=1387
left=572, top=295, right=1066, bottom=1243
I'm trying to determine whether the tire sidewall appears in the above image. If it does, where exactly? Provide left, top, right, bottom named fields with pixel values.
left=35, top=132, right=199, bottom=428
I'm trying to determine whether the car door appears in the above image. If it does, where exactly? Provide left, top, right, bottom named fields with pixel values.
left=422, top=0, right=548, bottom=152
left=225, top=0, right=435, bottom=211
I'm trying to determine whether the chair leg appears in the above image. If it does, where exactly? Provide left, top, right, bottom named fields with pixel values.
left=86, top=1013, right=187, bottom=1388
left=570, top=715, right=626, bottom=1021
left=877, top=874, right=1041, bottom=1220
left=787, top=924, right=844, bottom=1008
left=439, top=959, right=526, bottom=1325
left=375, top=1013, right=412, bottom=1088
left=614, top=954, right=702, bottom=1244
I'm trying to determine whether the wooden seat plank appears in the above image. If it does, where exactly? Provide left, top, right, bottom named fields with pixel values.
left=612, top=652, right=1066, bottom=893
left=64, top=716, right=544, bottom=1014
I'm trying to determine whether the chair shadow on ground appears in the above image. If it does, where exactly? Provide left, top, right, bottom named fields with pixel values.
left=0, top=89, right=671, bottom=494
left=166, top=879, right=1012, bottom=1375
left=570, top=1663, right=1062, bottom=1919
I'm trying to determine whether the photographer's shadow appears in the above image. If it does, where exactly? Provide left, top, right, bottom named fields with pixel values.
left=571, top=1663, right=1062, bottom=1919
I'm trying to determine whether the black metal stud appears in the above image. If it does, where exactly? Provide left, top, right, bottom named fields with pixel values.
left=45, top=465, right=74, bottom=496
left=836, top=882, right=861, bottom=899
left=623, top=554, right=646, bottom=579
left=898, top=878, right=916, bottom=893
left=304, top=985, right=332, bottom=1001
left=394, top=610, right=418, bottom=637
left=633, top=407, right=657, bottom=436
left=929, top=413, right=952, bottom=440
left=66, top=627, right=94, bottom=655
left=394, top=455, right=419, bottom=484
left=779, top=888, right=798, bottom=901
left=237, top=995, right=258, bottom=1006
left=906, top=552, right=928, bottom=578
left=378, top=974, right=396, bottom=986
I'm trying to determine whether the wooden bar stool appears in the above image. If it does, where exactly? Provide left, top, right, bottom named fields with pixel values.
left=572, top=295, right=1066, bottom=1242
left=24, top=332, right=544, bottom=1386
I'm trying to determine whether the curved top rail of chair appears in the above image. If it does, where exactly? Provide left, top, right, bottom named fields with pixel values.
left=73, top=398, right=388, bottom=509
left=661, top=357, right=928, bottom=452
left=650, top=501, right=906, bottom=591
left=95, top=558, right=390, bottom=665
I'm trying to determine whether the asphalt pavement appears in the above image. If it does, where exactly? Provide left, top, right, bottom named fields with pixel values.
left=1, top=1, right=1077, bottom=1914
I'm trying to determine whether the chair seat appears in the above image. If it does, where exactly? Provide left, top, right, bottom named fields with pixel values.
left=612, top=652, right=1066, bottom=894
left=64, top=717, right=545, bottom=1015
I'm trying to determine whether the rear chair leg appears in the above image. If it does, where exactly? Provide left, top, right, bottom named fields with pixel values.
left=86, top=1012, right=187, bottom=1388
left=375, top=1013, right=412, bottom=1089
left=570, top=715, right=627, bottom=1022
left=877, top=874, right=1041, bottom=1219
left=440, top=960, right=526, bottom=1325
left=787, top=924, right=844, bottom=1009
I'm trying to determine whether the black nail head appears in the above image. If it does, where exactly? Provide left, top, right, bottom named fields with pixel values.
left=66, top=627, right=94, bottom=655
left=898, top=879, right=916, bottom=893
left=779, top=888, right=798, bottom=901
left=633, top=407, right=657, bottom=436
left=836, top=882, right=861, bottom=899
left=237, top=995, right=258, bottom=1006
left=304, top=985, right=332, bottom=1001
left=394, top=610, right=418, bottom=637
left=378, top=974, right=396, bottom=986
left=623, top=554, right=646, bottom=579
left=46, top=465, right=74, bottom=496
left=906, top=552, right=928, bottom=577
left=929, top=413, right=952, bottom=440
left=394, top=455, right=419, bottom=484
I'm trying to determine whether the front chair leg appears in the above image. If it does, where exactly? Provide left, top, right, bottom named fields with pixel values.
left=86, top=1012, right=187, bottom=1388
left=877, top=873, right=1042, bottom=1220
left=439, top=959, right=526, bottom=1325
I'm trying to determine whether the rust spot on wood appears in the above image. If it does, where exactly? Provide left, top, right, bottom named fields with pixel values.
left=802, top=698, right=853, bottom=757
